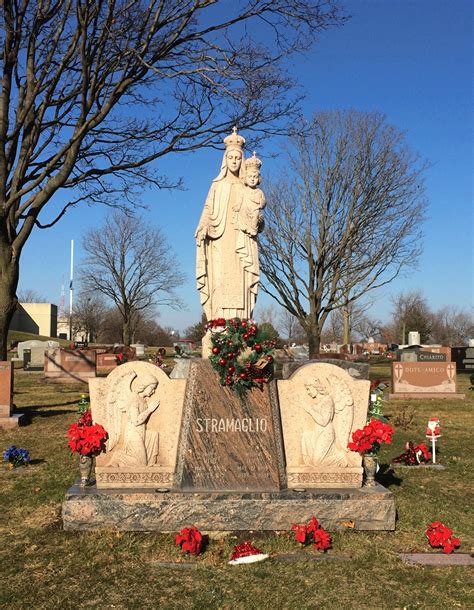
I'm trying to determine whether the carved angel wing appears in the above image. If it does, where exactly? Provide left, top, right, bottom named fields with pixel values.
left=329, top=374, right=354, bottom=448
left=105, top=370, right=137, bottom=453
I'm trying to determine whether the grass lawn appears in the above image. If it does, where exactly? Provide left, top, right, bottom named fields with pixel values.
left=1, top=365, right=473, bottom=609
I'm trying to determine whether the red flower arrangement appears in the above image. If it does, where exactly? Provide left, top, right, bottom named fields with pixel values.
left=392, top=441, right=431, bottom=465
left=348, top=417, right=394, bottom=455
left=291, top=517, right=332, bottom=552
left=207, top=318, right=276, bottom=395
left=175, top=526, right=203, bottom=555
left=115, top=352, right=128, bottom=366
left=228, top=541, right=269, bottom=565
left=67, top=410, right=108, bottom=457
left=426, top=521, right=461, bottom=554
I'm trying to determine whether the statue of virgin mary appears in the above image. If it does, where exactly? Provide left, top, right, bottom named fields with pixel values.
left=195, top=128, right=261, bottom=322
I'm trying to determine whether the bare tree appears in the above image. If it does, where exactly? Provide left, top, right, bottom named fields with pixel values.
left=17, top=289, right=46, bottom=303
left=259, top=110, right=428, bottom=357
left=72, top=291, right=108, bottom=342
left=431, top=306, right=474, bottom=346
left=80, top=212, right=184, bottom=345
left=0, top=1, right=345, bottom=359
left=278, top=309, right=305, bottom=344
left=387, top=290, right=433, bottom=344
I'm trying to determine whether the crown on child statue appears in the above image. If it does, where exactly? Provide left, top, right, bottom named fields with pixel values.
left=224, top=126, right=246, bottom=150
left=245, top=151, right=262, bottom=171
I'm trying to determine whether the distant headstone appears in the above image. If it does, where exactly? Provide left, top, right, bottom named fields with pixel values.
left=408, top=331, right=420, bottom=346
left=287, top=345, right=309, bottom=361
left=27, top=346, right=50, bottom=370
left=44, top=348, right=96, bottom=383
left=0, top=361, right=24, bottom=429
left=469, top=339, right=474, bottom=348
left=18, top=339, right=59, bottom=361
left=131, top=343, right=145, bottom=358
left=399, top=349, right=447, bottom=363
left=96, top=353, right=119, bottom=372
left=390, top=361, right=464, bottom=399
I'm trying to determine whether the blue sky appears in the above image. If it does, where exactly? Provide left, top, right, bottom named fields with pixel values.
left=19, top=0, right=473, bottom=332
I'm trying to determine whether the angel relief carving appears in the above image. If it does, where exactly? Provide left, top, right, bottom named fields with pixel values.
left=302, top=374, right=360, bottom=468
left=103, top=369, right=160, bottom=468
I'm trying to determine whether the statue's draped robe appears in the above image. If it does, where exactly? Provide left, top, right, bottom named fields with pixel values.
left=196, top=178, right=259, bottom=320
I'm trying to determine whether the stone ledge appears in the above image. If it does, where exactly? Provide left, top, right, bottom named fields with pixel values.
left=62, top=483, right=395, bottom=532
left=388, top=393, right=465, bottom=400
left=0, top=413, right=26, bottom=429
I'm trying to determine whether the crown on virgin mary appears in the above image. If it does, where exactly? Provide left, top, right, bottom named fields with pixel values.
left=224, top=126, right=245, bottom=150
left=245, top=151, right=262, bottom=170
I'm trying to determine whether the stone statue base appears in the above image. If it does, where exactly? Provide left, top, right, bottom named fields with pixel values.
left=62, top=483, right=396, bottom=531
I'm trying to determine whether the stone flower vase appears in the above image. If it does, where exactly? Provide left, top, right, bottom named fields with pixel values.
left=362, top=454, right=378, bottom=487
left=79, top=454, right=93, bottom=487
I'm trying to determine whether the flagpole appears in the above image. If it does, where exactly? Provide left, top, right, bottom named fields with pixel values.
left=69, top=239, right=74, bottom=341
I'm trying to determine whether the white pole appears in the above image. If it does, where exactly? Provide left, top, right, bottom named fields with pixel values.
left=69, top=240, right=74, bottom=341
left=432, top=437, right=436, bottom=464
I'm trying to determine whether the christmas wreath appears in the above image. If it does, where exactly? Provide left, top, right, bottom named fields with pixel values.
left=207, top=318, right=276, bottom=395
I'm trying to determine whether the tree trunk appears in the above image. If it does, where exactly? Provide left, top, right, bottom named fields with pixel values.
left=0, top=246, right=20, bottom=360
left=122, top=317, right=131, bottom=346
left=307, top=330, right=321, bottom=359
left=343, top=307, right=350, bottom=344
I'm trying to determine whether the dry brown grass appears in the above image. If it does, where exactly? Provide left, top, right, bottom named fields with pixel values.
left=0, top=367, right=473, bottom=609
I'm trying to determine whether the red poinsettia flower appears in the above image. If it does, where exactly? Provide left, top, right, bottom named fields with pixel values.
left=79, top=410, right=93, bottom=426
left=291, top=517, right=332, bottom=552
left=291, top=523, right=308, bottom=544
left=348, top=418, right=394, bottom=454
left=313, top=527, right=332, bottom=552
left=67, top=420, right=108, bottom=456
left=175, top=526, right=203, bottom=555
left=426, top=521, right=461, bottom=554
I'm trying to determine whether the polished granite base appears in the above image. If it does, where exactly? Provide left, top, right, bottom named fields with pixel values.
left=62, top=482, right=396, bottom=532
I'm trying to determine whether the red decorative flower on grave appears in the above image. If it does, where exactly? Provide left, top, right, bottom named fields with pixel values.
left=291, top=517, right=332, bottom=552
left=392, top=441, right=432, bottom=465
left=348, top=418, right=394, bottom=455
left=175, top=526, right=203, bottom=555
left=426, top=521, right=461, bottom=554
left=115, top=352, right=128, bottom=366
left=67, top=410, right=108, bottom=457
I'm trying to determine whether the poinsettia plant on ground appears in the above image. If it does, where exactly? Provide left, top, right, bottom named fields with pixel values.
left=175, top=526, right=203, bottom=555
left=392, top=441, right=431, bottom=465
left=291, top=517, right=332, bottom=552
left=426, top=521, right=461, bottom=554
left=67, top=410, right=108, bottom=457
left=348, top=417, right=394, bottom=455
left=207, top=317, right=276, bottom=395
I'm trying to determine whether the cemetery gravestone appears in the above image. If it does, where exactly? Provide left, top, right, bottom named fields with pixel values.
left=131, top=343, right=145, bottom=358
left=0, top=361, right=24, bottom=429
left=44, top=348, right=96, bottom=383
left=62, top=129, right=395, bottom=532
left=390, top=361, right=464, bottom=399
